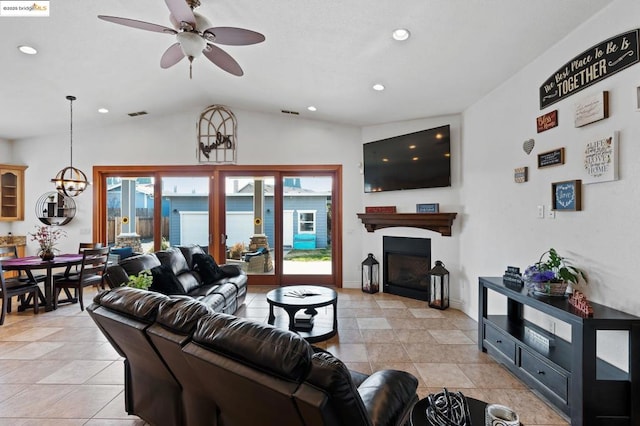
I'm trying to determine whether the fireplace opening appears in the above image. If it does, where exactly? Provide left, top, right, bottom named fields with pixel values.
left=383, top=236, right=431, bottom=301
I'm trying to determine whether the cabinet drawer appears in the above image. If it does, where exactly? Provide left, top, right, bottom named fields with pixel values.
left=519, top=348, right=568, bottom=402
left=484, top=323, right=516, bottom=362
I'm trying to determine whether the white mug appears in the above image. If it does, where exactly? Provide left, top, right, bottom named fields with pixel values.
left=485, top=404, right=519, bottom=426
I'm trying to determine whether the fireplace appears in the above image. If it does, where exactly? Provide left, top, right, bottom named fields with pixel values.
left=383, top=236, right=431, bottom=301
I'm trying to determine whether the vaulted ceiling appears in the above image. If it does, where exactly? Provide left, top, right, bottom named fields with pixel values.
left=0, top=0, right=614, bottom=140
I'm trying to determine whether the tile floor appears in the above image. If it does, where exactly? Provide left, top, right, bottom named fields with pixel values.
left=0, top=286, right=569, bottom=425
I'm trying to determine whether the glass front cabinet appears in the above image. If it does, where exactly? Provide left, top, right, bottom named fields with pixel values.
left=0, top=165, right=27, bottom=221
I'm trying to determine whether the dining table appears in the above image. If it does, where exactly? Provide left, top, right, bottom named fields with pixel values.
left=1, top=253, right=84, bottom=311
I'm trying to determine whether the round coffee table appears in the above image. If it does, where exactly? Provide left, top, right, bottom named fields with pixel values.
left=266, top=285, right=338, bottom=343
left=410, top=396, right=487, bottom=426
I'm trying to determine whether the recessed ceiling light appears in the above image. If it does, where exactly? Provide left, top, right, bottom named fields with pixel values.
left=372, top=83, right=385, bottom=91
left=392, top=28, right=410, bottom=41
left=98, top=108, right=109, bottom=114
left=307, top=106, right=317, bottom=112
left=18, top=45, right=37, bottom=55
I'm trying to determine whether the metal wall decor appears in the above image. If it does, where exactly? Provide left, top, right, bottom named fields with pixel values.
left=35, top=191, right=76, bottom=226
left=197, top=104, right=237, bottom=163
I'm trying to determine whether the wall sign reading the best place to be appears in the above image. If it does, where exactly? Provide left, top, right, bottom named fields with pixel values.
left=539, top=29, right=639, bottom=109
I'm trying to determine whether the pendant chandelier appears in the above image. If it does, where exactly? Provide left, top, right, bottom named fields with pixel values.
left=51, top=95, right=89, bottom=197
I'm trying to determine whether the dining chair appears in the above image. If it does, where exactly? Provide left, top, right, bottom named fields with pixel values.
left=55, top=242, right=105, bottom=292
left=0, top=261, right=39, bottom=325
left=53, top=247, right=110, bottom=311
left=0, top=245, right=46, bottom=284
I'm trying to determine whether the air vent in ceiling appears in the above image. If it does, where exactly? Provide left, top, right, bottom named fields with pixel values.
left=128, top=111, right=148, bottom=117
left=281, top=110, right=300, bottom=115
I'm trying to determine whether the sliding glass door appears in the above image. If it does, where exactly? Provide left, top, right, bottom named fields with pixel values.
left=94, top=165, right=342, bottom=287
left=281, top=175, right=332, bottom=276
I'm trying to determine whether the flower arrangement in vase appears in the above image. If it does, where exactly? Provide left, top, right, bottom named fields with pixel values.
left=29, top=225, right=66, bottom=261
left=523, top=248, right=587, bottom=297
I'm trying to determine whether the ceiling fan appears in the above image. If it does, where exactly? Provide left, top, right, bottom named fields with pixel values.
left=98, top=0, right=265, bottom=78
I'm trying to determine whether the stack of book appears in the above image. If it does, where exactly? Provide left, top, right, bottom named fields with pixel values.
left=294, top=312, right=314, bottom=331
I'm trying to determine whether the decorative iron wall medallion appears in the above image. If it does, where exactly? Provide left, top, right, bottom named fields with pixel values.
left=197, top=105, right=238, bottom=163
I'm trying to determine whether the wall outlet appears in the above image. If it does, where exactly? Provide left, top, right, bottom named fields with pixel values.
left=537, top=205, right=545, bottom=219
left=547, top=206, right=556, bottom=219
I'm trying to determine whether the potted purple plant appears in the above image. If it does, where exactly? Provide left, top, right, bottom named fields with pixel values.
left=523, top=248, right=587, bottom=297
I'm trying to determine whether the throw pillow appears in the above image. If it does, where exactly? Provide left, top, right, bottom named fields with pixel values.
left=150, top=264, right=187, bottom=295
left=220, top=264, right=241, bottom=277
left=193, top=253, right=225, bottom=284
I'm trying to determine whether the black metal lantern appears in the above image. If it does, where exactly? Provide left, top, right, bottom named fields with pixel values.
left=361, top=253, right=379, bottom=294
left=428, top=260, right=450, bottom=309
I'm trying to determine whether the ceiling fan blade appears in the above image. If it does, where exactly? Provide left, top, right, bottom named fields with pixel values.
left=203, top=44, right=244, bottom=76
left=204, top=27, right=266, bottom=45
left=165, top=0, right=195, bottom=26
left=160, top=43, right=185, bottom=68
left=98, top=15, right=177, bottom=34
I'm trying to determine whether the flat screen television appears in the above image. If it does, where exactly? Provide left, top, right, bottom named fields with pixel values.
left=363, top=124, right=451, bottom=193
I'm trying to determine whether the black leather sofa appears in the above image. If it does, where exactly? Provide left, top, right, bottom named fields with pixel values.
left=88, top=287, right=419, bottom=426
left=104, top=245, right=247, bottom=314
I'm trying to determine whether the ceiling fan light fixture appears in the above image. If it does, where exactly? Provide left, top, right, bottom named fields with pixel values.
left=51, top=95, right=89, bottom=197
left=177, top=31, right=206, bottom=58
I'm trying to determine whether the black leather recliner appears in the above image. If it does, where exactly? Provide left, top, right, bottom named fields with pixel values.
left=88, top=287, right=419, bottom=426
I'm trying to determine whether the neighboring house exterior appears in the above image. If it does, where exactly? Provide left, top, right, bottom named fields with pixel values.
left=108, top=177, right=330, bottom=249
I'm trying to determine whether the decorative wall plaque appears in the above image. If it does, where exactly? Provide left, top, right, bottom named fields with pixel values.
left=540, top=29, right=640, bottom=109
left=537, top=110, right=558, bottom=133
left=197, top=105, right=238, bottom=163
left=574, top=91, right=609, bottom=127
left=537, top=148, right=565, bottom=168
left=365, top=206, right=396, bottom=213
left=416, top=203, right=439, bottom=213
left=552, top=180, right=582, bottom=211
left=583, top=131, right=618, bottom=184
left=514, top=167, right=528, bottom=183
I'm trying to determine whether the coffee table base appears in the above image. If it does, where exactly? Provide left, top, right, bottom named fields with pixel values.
left=267, top=285, right=338, bottom=343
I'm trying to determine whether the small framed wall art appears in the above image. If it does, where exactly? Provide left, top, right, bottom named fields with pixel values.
left=416, top=203, right=439, bottom=213
left=514, top=167, right=528, bottom=183
left=552, top=179, right=582, bottom=211
left=537, top=148, right=565, bottom=168
left=536, top=110, right=558, bottom=133
left=583, top=131, right=619, bottom=184
left=574, top=91, right=609, bottom=127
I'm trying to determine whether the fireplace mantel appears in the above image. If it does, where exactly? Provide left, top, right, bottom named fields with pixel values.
left=357, top=213, right=458, bottom=236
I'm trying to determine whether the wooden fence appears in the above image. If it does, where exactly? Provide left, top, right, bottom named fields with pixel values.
left=107, top=217, right=169, bottom=244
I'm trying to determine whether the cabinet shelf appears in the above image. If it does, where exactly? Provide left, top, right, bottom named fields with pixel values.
left=480, top=277, right=640, bottom=425
left=0, top=165, right=27, bottom=221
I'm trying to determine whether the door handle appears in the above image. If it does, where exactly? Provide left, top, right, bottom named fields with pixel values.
left=220, top=233, right=227, bottom=244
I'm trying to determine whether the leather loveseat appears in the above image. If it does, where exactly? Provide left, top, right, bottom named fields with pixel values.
left=104, top=245, right=247, bottom=314
left=88, top=286, right=419, bottom=426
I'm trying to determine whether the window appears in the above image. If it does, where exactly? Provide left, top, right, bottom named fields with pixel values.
left=298, top=210, right=316, bottom=233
